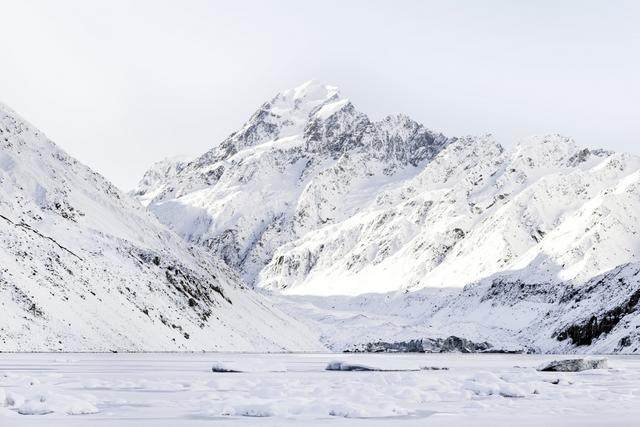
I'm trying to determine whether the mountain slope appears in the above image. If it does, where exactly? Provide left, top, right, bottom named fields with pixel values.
left=260, top=135, right=640, bottom=295
left=274, top=261, right=640, bottom=354
left=0, top=102, right=322, bottom=352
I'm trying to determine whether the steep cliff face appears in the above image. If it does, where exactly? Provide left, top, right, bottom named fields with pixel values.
left=0, top=102, right=322, bottom=352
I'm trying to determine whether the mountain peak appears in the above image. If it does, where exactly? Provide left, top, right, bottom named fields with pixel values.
left=512, top=134, right=581, bottom=168
left=270, top=80, right=343, bottom=115
left=283, top=79, right=340, bottom=104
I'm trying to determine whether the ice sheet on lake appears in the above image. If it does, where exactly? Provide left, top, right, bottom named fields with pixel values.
left=0, top=353, right=639, bottom=426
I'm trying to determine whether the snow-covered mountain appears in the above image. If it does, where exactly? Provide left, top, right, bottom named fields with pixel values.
left=0, top=102, right=322, bottom=352
left=134, top=80, right=640, bottom=296
left=132, top=80, right=451, bottom=287
left=134, top=80, right=640, bottom=354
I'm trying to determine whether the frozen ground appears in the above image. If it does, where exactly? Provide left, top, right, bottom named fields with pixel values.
left=0, top=353, right=639, bottom=426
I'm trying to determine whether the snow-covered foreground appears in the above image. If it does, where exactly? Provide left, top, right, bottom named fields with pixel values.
left=1, top=353, right=639, bottom=426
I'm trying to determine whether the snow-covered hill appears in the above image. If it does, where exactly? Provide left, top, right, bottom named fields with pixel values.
left=0, top=102, right=322, bottom=352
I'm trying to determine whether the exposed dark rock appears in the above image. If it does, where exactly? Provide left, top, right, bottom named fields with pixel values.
left=538, top=358, right=607, bottom=372
left=618, top=336, right=632, bottom=349
left=0, top=214, right=83, bottom=261
left=352, top=339, right=426, bottom=353
left=344, top=336, right=504, bottom=354
left=440, top=336, right=492, bottom=353
left=211, top=364, right=241, bottom=373
left=557, top=288, right=640, bottom=346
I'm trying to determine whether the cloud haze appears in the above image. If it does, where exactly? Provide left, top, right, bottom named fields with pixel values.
left=1, top=0, right=638, bottom=189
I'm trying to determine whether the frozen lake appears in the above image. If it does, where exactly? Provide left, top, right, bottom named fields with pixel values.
left=1, top=353, right=639, bottom=426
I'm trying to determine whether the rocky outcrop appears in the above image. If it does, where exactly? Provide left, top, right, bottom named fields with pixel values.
left=344, top=336, right=497, bottom=354
left=538, top=358, right=608, bottom=372
left=556, top=288, right=640, bottom=346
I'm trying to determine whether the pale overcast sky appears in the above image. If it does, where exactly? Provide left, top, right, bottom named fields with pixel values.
left=1, top=1, right=639, bottom=189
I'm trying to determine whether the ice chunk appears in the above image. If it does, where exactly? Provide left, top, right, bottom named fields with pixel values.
left=537, top=358, right=608, bottom=372
left=326, top=360, right=429, bottom=372
left=60, top=396, right=99, bottom=415
left=211, top=363, right=242, bottom=373
left=325, top=361, right=378, bottom=371
left=325, top=361, right=380, bottom=371
left=211, top=360, right=287, bottom=373
left=229, top=404, right=274, bottom=417
left=17, top=397, right=53, bottom=415
left=4, top=391, right=25, bottom=408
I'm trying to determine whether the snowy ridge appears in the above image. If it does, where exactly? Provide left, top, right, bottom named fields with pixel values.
left=261, top=135, right=638, bottom=295
left=131, top=156, right=192, bottom=207
left=0, top=101, right=322, bottom=352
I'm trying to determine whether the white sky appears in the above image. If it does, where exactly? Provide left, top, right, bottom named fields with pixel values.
left=1, top=0, right=639, bottom=189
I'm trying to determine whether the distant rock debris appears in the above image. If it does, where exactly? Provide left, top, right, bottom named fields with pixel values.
left=344, top=336, right=523, bottom=354
left=537, top=358, right=608, bottom=372
left=325, top=361, right=429, bottom=372
left=440, top=336, right=493, bottom=353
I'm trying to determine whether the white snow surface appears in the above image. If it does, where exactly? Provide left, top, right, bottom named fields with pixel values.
left=0, top=102, right=322, bottom=352
left=0, top=353, right=639, bottom=426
